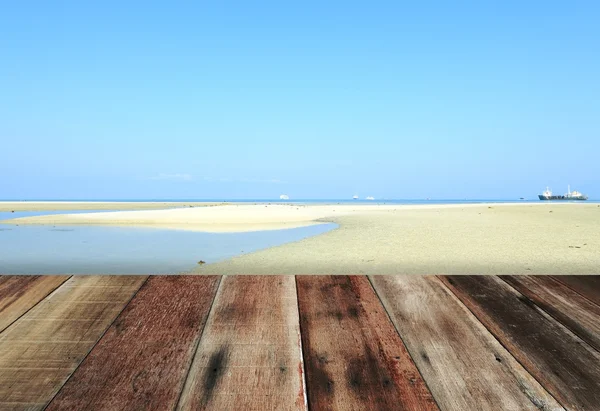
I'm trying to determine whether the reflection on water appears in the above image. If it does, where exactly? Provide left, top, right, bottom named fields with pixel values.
left=0, top=211, right=336, bottom=274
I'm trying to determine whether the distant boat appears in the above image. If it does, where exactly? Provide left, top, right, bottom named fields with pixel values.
left=279, top=194, right=289, bottom=200
left=365, top=196, right=375, bottom=200
left=538, top=185, right=587, bottom=201
left=352, top=195, right=359, bottom=200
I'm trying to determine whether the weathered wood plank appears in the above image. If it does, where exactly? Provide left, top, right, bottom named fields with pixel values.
left=551, top=275, right=600, bottom=307
left=297, top=276, right=438, bottom=411
left=370, top=275, right=563, bottom=411
left=441, top=275, right=600, bottom=411
left=46, top=275, right=221, bottom=411
left=502, top=275, right=600, bottom=352
left=177, top=276, right=307, bottom=411
left=0, top=275, right=70, bottom=333
left=0, top=275, right=146, bottom=411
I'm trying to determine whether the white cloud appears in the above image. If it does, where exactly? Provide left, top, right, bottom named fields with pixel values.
left=151, top=173, right=193, bottom=181
left=239, top=178, right=286, bottom=184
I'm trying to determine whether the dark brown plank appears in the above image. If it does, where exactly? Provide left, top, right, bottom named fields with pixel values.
left=370, top=275, right=563, bottom=411
left=551, top=275, right=600, bottom=306
left=441, top=275, right=600, bottom=411
left=46, top=275, right=221, bottom=411
left=0, top=276, right=146, bottom=411
left=296, top=276, right=438, bottom=411
left=177, top=276, right=307, bottom=411
left=502, top=275, right=600, bottom=352
left=0, top=276, right=70, bottom=333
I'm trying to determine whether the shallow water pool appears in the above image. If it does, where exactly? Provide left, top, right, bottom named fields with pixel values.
left=0, top=211, right=336, bottom=274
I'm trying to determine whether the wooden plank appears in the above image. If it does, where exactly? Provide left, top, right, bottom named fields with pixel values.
left=441, top=275, right=600, bottom=411
left=502, top=276, right=600, bottom=352
left=551, top=275, right=600, bottom=306
left=177, top=276, right=307, bottom=411
left=370, top=275, right=564, bottom=411
left=0, top=275, right=70, bottom=333
left=0, top=275, right=146, bottom=411
left=45, top=275, right=221, bottom=411
left=296, top=276, right=438, bottom=411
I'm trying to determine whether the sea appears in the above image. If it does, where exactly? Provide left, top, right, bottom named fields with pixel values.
left=5, top=198, right=597, bottom=204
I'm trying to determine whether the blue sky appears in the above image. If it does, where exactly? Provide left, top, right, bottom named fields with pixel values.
left=1, top=1, right=598, bottom=199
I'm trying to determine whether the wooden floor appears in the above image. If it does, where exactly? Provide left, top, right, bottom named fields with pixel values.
left=0, top=275, right=598, bottom=411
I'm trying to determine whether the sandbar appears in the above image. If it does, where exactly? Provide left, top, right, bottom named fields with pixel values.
left=0, top=201, right=224, bottom=212
left=3, top=202, right=599, bottom=274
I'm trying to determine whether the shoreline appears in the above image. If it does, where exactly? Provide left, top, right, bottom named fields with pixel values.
left=0, top=201, right=226, bottom=212
left=2, top=202, right=599, bottom=274
left=1, top=201, right=589, bottom=233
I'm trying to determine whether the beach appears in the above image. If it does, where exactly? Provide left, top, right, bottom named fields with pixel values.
left=0, top=201, right=224, bottom=212
left=2, top=202, right=599, bottom=274
left=193, top=203, right=600, bottom=275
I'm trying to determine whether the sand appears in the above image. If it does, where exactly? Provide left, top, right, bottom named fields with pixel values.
left=3, top=202, right=599, bottom=274
left=0, top=201, right=224, bottom=212
left=190, top=203, right=600, bottom=275
left=196, top=204, right=600, bottom=274
left=2, top=203, right=332, bottom=232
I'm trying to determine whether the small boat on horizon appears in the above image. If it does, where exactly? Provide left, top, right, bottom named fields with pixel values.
left=352, top=195, right=359, bottom=200
left=365, top=196, right=375, bottom=200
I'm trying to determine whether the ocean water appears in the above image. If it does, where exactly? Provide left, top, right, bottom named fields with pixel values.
left=0, top=211, right=336, bottom=274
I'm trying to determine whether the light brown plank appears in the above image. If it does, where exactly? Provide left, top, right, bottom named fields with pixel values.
left=177, top=276, right=307, bottom=411
left=502, top=275, right=600, bottom=352
left=441, top=275, right=600, bottom=411
left=0, top=275, right=146, bottom=411
left=297, top=276, right=438, bottom=411
left=551, top=275, right=600, bottom=306
left=0, top=275, right=70, bottom=333
left=46, top=275, right=220, bottom=411
left=370, top=275, right=564, bottom=411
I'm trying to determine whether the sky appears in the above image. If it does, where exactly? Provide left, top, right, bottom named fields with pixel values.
left=1, top=1, right=598, bottom=200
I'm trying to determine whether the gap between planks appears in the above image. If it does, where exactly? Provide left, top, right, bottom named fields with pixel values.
left=0, top=276, right=71, bottom=334
left=0, top=276, right=147, bottom=411
left=46, top=276, right=220, bottom=411
left=440, top=275, right=600, bottom=411
left=370, top=275, right=563, bottom=411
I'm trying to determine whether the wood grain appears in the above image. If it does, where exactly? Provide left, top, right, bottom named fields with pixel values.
left=177, top=276, right=307, bottom=411
left=441, top=275, right=600, bottom=411
left=370, top=275, right=564, bottom=411
left=296, top=276, right=438, bottom=411
left=502, top=275, right=600, bottom=352
left=0, top=275, right=70, bottom=333
left=0, top=275, right=146, bottom=411
left=46, top=275, right=221, bottom=411
left=551, top=275, right=600, bottom=307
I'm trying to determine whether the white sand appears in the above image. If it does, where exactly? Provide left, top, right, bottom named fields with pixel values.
left=192, top=203, right=600, bottom=274
left=0, top=201, right=223, bottom=212
left=3, top=203, right=333, bottom=232
left=2, top=202, right=547, bottom=232
left=3, top=202, right=599, bottom=274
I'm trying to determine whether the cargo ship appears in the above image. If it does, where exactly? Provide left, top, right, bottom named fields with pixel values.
left=538, top=185, right=588, bottom=201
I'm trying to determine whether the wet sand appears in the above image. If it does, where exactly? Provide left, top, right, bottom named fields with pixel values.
left=4, top=202, right=599, bottom=274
